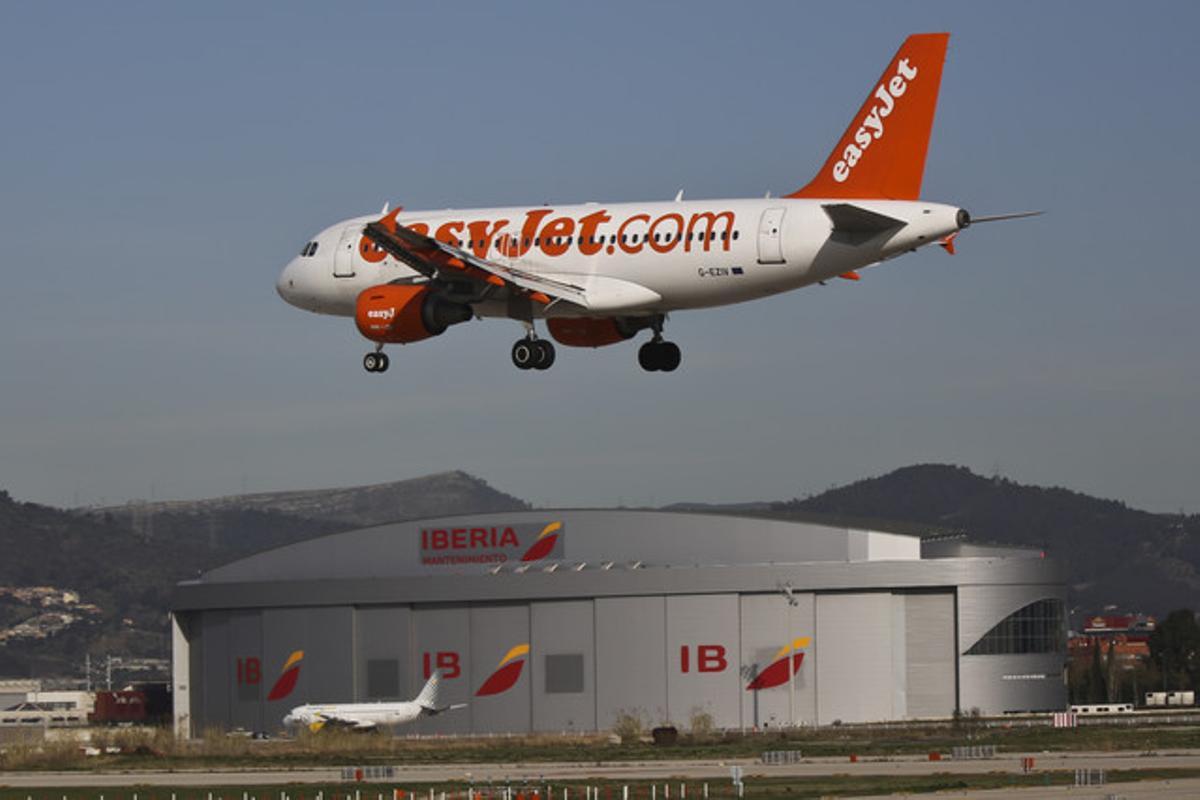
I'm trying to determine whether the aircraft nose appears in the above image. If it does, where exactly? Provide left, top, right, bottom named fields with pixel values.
left=276, top=258, right=300, bottom=304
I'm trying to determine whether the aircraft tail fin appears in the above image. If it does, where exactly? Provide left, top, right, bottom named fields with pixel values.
left=415, top=669, right=442, bottom=711
left=788, top=33, right=950, bottom=201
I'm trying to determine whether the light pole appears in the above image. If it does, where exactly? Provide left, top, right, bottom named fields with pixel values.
left=780, top=582, right=799, bottom=728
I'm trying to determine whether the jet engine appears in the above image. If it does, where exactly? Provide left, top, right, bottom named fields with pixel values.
left=546, top=317, right=640, bottom=348
left=355, top=285, right=472, bottom=344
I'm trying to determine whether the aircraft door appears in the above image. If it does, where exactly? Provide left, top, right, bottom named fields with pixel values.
left=756, top=207, right=786, bottom=264
left=334, top=225, right=358, bottom=277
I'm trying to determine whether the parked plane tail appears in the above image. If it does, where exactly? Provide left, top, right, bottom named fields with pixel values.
left=415, top=669, right=442, bottom=711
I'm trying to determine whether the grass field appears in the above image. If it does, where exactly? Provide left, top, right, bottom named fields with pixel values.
left=3, top=721, right=1200, bottom=772
left=3, top=769, right=1200, bottom=800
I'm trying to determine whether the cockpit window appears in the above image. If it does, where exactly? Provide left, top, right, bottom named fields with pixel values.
left=299, top=241, right=319, bottom=257
left=309, top=242, right=319, bottom=256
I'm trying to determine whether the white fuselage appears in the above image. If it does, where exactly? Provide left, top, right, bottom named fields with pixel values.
left=276, top=197, right=964, bottom=320
left=283, top=699, right=422, bottom=730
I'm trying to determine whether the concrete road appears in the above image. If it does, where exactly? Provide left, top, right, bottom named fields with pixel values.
left=859, top=776, right=1200, bottom=799
left=2, top=750, right=1200, bottom=788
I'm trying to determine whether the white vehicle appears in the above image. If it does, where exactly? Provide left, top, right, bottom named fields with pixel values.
left=277, top=32, right=1037, bottom=374
left=282, top=670, right=465, bottom=732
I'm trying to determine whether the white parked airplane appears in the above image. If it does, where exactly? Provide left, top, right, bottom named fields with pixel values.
left=276, top=32, right=1037, bottom=374
left=282, top=670, right=465, bottom=732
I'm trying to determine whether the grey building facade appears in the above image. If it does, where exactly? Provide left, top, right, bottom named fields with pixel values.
left=170, top=510, right=1066, bottom=736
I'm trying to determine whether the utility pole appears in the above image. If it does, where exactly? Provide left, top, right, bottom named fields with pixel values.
left=106, top=655, right=113, bottom=691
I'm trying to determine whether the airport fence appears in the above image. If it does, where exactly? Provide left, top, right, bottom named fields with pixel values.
left=950, top=744, right=996, bottom=759
left=759, top=750, right=802, bottom=765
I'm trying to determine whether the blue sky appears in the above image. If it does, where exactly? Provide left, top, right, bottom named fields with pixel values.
left=1, top=2, right=1197, bottom=512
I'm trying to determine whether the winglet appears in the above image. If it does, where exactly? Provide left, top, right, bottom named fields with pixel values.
left=788, top=33, right=950, bottom=200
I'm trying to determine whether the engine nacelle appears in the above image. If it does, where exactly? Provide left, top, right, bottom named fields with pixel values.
left=355, top=285, right=472, bottom=344
left=547, top=317, right=638, bottom=348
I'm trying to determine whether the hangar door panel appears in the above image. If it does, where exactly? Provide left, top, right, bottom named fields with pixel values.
left=740, top=593, right=816, bottom=728
left=226, top=610, right=264, bottom=732
left=596, top=597, right=666, bottom=730
left=531, top=600, right=595, bottom=732
left=667, top=595, right=740, bottom=728
left=411, top=605, right=471, bottom=734
left=470, top=605, right=531, bottom=733
left=259, top=606, right=354, bottom=733
left=903, top=593, right=956, bottom=718
left=199, top=610, right=229, bottom=731
left=355, top=606, right=412, bottom=701
left=816, top=593, right=893, bottom=724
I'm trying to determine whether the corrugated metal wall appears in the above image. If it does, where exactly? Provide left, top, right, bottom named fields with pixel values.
left=184, top=586, right=1061, bottom=734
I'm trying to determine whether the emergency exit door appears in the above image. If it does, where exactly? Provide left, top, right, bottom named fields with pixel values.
left=757, top=207, right=786, bottom=264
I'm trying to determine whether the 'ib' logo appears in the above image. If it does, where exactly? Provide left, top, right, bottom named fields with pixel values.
left=475, top=643, right=529, bottom=697
left=745, top=638, right=811, bottom=691
left=520, top=521, right=562, bottom=562
left=267, top=650, right=304, bottom=701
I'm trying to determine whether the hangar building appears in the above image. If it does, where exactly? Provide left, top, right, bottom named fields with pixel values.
left=170, top=510, right=1066, bottom=736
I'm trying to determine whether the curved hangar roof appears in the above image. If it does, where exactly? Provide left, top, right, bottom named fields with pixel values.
left=173, top=510, right=1057, bottom=611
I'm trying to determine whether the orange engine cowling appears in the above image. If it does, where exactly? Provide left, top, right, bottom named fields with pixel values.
left=355, top=285, right=472, bottom=344
left=547, top=317, right=636, bottom=348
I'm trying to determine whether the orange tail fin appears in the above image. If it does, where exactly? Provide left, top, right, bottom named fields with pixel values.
left=788, top=33, right=950, bottom=201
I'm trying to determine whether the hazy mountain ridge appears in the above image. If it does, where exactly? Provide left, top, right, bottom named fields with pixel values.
left=2, top=465, right=1196, bottom=677
left=0, top=472, right=529, bottom=676
left=774, top=464, right=1200, bottom=616
left=91, top=470, right=529, bottom=528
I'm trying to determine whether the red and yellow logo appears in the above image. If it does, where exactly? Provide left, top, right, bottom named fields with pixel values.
left=745, top=638, right=810, bottom=691
left=267, top=650, right=304, bottom=701
left=475, top=643, right=529, bottom=697
left=520, top=521, right=562, bottom=562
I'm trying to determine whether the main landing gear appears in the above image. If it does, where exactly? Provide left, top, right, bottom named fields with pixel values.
left=363, top=347, right=389, bottom=373
left=638, top=339, right=681, bottom=372
left=638, top=317, right=681, bottom=372
left=511, top=336, right=556, bottom=371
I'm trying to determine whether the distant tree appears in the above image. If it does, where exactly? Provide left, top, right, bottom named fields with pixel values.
left=1149, top=609, right=1200, bottom=691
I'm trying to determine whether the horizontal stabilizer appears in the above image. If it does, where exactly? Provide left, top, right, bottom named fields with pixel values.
left=822, top=203, right=907, bottom=234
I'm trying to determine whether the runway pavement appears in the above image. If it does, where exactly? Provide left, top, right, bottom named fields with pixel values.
left=3, top=749, right=1200, bottom=788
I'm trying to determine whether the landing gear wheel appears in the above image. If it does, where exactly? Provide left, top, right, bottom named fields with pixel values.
left=511, top=339, right=536, bottom=370
left=638, top=342, right=660, bottom=372
left=638, top=341, right=681, bottom=372
left=363, top=352, right=381, bottom=373
left=532, top=339, right=556, bottom=370
left=658, top=342, right=680, bottom=372
left=375, top=353, right=390, bottom=372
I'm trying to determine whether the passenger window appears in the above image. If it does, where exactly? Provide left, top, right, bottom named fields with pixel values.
left=733, top=230, right=740, bottom=240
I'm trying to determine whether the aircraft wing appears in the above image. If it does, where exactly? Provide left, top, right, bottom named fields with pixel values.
left=362, top=212, right=592, bottom=310
left=308, top=712, right=376, bottom=733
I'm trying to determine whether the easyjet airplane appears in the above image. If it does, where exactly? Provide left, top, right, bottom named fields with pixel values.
left=277, top=33, right=1036, bottom=374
